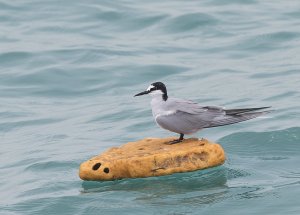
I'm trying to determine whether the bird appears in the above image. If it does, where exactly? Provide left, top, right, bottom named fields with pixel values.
left=134, top=82, right=272, bottom=144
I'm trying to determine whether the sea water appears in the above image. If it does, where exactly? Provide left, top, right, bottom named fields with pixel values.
left=1, top=0, right=300, bottom=214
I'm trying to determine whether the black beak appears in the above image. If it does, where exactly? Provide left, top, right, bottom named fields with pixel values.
left=134, top=91, right=149, bottom=97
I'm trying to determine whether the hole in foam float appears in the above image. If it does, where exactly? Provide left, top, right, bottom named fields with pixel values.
left=103, top=167, right=110, bottom=174
left=92, top=163, right=101, bottom=170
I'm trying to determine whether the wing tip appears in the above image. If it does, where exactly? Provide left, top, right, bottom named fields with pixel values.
left=225, top=106, right=273, bottom=115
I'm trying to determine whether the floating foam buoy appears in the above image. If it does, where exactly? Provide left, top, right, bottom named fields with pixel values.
left=79, top=137, right=225, bottom=181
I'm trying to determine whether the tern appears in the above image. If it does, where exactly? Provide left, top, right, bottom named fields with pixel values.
left=134, top=82, right=271, bottom=144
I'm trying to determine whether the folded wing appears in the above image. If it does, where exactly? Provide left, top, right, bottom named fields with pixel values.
left=157, top=99, right=271, bottom=132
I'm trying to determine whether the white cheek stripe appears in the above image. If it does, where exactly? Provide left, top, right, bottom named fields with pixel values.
left=149, top=90, right=163, bottom=95
left=147, top=85, right=155, bottom=91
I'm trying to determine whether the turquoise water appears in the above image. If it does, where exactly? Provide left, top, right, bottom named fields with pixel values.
left=1, top=0, right=300, bottom=214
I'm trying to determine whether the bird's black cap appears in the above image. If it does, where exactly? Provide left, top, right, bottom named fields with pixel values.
left=134, top=82, right=168, bottom=101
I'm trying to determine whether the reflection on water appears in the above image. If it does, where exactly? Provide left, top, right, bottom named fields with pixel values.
left=82, top=167, right=228, bottom=206
left=82, top=167, right=227, bottom=193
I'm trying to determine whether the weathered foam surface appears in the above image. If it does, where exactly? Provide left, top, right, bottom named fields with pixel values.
left=79, top=137, right=225, bottom=180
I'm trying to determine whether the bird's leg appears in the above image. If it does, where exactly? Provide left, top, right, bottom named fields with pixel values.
left=179, top=133, right=184, bottom=141
left=169, top=133, right=184, bottom=144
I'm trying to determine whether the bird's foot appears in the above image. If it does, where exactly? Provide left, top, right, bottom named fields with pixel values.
left=168, top=138, right=184, bottom=144
left=167, top=134, right=184, bottom=144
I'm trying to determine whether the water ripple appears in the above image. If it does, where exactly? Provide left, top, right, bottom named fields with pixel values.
left=164, top=13, right=218, bottom=33
left=1, top=0, right=300, bottom=214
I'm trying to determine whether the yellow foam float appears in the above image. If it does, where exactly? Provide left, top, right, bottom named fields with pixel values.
left=79, top=137, right=225, bottom=181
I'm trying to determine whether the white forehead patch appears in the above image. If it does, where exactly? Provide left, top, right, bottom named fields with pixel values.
left=147, top=85, right=155, bottom=91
